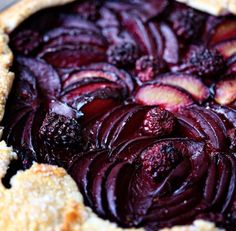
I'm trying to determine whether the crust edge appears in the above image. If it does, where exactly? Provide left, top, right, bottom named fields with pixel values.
left=176, top=0, right=236, bottom=15
left=0, top=0, right=231, bottom=230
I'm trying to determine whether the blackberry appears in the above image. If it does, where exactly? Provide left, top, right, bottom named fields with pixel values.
left=171, top=8, right=205, bottom=41
left=187, top=47, right=226, bottom=78
left=135, top=56, right=167, bottom=82
left=73, top=0, right=102, bottom=21
left=107, top=42, right=139, bottom=67
left=141, top=142, right=182, bottom=180
left=141, top=107, right=176, bottom=137
left=39, top=112, right=82, bottom=146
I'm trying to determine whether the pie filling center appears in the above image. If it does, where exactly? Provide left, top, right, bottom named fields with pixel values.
left=2, top=0, right=236, bottom=230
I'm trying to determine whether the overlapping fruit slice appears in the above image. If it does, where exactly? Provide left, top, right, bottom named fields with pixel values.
left=214, top=77, right=236, bottom=105
left=134, top=83, right=194, bottom=111
left=207, top=18, right=236, bottom=46
left=154, top=73, right=210, bottom=103
left=177, top=105, right=228, bottom=150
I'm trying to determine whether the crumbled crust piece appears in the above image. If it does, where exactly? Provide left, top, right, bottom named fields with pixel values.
left=176, top=0, right=236, bottom=15
left=0, top=141, right=17, bottom=178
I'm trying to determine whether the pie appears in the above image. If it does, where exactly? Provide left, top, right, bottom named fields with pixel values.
left=0, top=0, right=235, bottom=230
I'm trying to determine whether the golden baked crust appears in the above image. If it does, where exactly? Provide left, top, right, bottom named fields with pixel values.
left=0, top=29, right=14, bottom=122
left=176, top=0, right=236, bottom=15
left=0, top=0, right=232, bottom=230
left=0, top=0, right=76, bottom=33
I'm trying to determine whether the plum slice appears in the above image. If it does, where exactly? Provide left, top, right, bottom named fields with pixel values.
left=39, top=44, right=106, bottom=68
left=211, top=154, right=231, bottom=211
left=104, top=162, right=135, bottom=223
left=126, top=159, right=191, bottom=225
left=83, top=105, right=125, bottom=148
left=43, top=27, right=106, bottom=47
left=203, top=157, right=218, bottom=204
left=104, top=106, right=144, bottom=148
left=132, top=0, right=168, bottom=22
left=57, top=15, right=100, bottom=33
left=214, top=77, right=236, bottom=105
left=48, top=100, right=78, bottom=119
left=20, top=112, right=36, bottom=153
left=146, top=208, right=199, bottom=230
left=214, top=38, right=236, bottom=59
left=227, top=54, right=236, bottom=74
left=155, top=73, right=210, bottom=103
left=145, top=190, right=200, bottom=222
left=209, top=104, right=236, bottom=127
left=175, top=113, right=205, bottom=140
left=221, top=154, right=236, bottom=213
left=63, top=70, right=118, bottom=88
left=17, top=57, right=61, bottom=98
left=106, top=0, right=168, bottom=22
left=109, top=106, right=149, bottom=148
left=63, top=63, right=134, bottom=94
left=160, top=23, right=179, bottom=64
left=86, top=153, right=114, bottom=217
left=68, top=151, right=104, bottom=205
left=98, top=105, right=134, bottom=148
left=109, top=136, right=157, bottom=163
left=61, top=82, right=122, bottom=101
left=148, top=22, right=164, bottom=57
left=4, top=108, right=32, bottom=146
left=186, top=106, right=228, bottom=150
left=134, top=83, right=194, bottom=111
left=208, top=18, right=236, bottom=45
left=61, top=87, right=122, bottom=124
left=86, top=63, right=134, bottom=93
left=80, top=98, right=120, bottom=125
left=121, top=11, right=156, bottom=56
left=193, top=106, right=228, bottom=136
left=97, top=6, right=120, bottom=28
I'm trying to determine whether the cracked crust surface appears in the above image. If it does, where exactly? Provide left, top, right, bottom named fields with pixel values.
left=0, top=0, right=233, bottom=230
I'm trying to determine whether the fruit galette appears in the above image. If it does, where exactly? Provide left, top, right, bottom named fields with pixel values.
left=0, top=0, right=235, bottom=230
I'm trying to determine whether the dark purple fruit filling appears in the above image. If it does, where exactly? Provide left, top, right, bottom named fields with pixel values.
left=141, top=142, right=182, bottom=180
left=170, top=8, right=205, bottom=41
left=39, top=112, right=82, bottom=147
left=2, top=0, right=236, bottom=230
left=107, top=42, right=139, bottom=67
left=135, top=56, right=167, bottom=82
left=183, top=47, right=226, bottom=78
left=141, top=107, right=176, bottom=137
